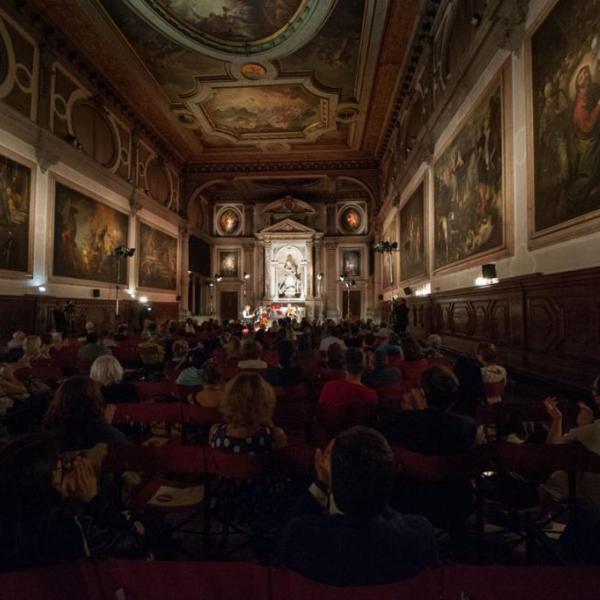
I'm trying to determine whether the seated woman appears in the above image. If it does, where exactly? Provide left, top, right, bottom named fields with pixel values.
left=175, top=349, right=205, bottom=387
left=476, top=342, right=507, bottom=405
left=264, top=340, right=305, bottom=388
left=43, top=375, right=130, bottom=451
left=90, top=355, right=139, bottom=405
left=17, top=335, right=50, bottom=367
left=0, top=434, right=147, bottom=570
left=194, top=360, right=224, bottom=409
left=237, top=339, right=268, bottom=370
left=223, top=335, right=241, bottom=362
left=166, top=339, right=189, bottom=371
left=210, top=372, right=286, bottom=452
left=209, top=372, right=287, bottom=523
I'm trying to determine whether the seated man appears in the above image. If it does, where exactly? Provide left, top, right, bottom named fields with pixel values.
left=381, top=365, right=476, bottom=454
left=319, top=348, right=377, bottom=408
left=77, top=333, right=109, bottom=363
left=378, top=332, right=404, bottom=357
left=277, top=426, right=439, bottom=586
left=264, top=340, right=305, bottom=388
left=237, top=339, right=268, bottom=370
left=362, top=348, right=403, bottom=389
left=319, top=327, right=347, bottom=353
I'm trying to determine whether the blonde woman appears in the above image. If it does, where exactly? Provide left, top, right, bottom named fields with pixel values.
left=209, top=372, right=286, bottom=453
left=90, top=355, right=139, bottom=405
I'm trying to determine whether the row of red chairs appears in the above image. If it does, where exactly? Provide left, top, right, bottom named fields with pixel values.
left=4, top=559, right=597, bottom=600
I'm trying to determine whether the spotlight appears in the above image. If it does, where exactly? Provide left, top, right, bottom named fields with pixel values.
left=113, top=246, right=136, bottom=258
left=215, top=273, right=223, bottom=282
left=38, top=285, right=47, bottom=293
left=339, top=274, right=346, bottom=282
left=244, top=272, right=250, bottom=280
left=317, top=273, right=324, bottom=280
left=139, top=295, right=148, bottom=304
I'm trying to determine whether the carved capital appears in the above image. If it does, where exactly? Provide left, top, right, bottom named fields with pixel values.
left=494, top=0, right=529, bottom=55
left=35, top=133, right=59, bottom=174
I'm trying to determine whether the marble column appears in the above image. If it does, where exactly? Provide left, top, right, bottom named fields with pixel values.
left=178, top=223, right=190, bottom=318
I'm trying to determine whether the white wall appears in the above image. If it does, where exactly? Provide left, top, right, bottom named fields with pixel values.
left=0, top=123, right=179, bottom=304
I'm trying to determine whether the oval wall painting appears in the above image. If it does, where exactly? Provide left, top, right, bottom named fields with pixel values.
left=340, top=207, right=362, bottom=233
left=219, top=208, right=241, bottom=235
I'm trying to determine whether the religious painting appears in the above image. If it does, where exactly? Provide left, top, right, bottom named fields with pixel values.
left=53, top=182, right=129, bottom=284
left=529, top=0, right=600, bottom=242
left=138, top=222, right=177, bottom=290
left=342, top=250, right=361, bottom=277
left=154, top=0, right=304, bottom=43
left=200, top=85, right=322, bottom=139
left=219, top=250, right=239, bottom=278
left=0, top=152, right=32, bottom=273
left=216, top=206, right=241, bottom=236
left=339, top=206, right=363, bottom=234
left=400, top=182, right=427, bottom=281
left=433, top=80, right=504, bottom=271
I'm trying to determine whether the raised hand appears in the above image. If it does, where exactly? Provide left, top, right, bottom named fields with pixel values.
left=543, top=396, right=562, bottom=421
left=576, top=402, right=594, bottom=427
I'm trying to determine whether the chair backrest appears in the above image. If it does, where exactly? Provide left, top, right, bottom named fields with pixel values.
left=316, top=402, right=378, bottom=438
left=96, top=559, right=272, bottom=600
left=376, top=381, right=416, bottom=403
left=205, top=446, right=277, bottom=481
left=176, top=384, right=203, bottom=402
left=181, top=404, right=221, bottom=426
left=442, top=565, right=600, bottom=600
left=484, top=380, right=506, bottom=399
left=393, top=446, right=487, bottom=483
left=270, top=566, right=443, bottom=600
left=136, top=381, right=176, bottom=403
left=112, top=403, right=184, bottom=425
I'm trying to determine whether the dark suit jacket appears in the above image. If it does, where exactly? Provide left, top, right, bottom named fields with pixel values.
left=276, top=490, right=439, bottom=586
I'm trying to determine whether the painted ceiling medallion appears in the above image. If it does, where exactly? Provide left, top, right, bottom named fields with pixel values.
left=181, top=79, right=338, bottom=146
left=125, top=0, right=337, bottom=60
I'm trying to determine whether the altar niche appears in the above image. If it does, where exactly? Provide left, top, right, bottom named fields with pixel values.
left=273, top=245, right=306, bottom=301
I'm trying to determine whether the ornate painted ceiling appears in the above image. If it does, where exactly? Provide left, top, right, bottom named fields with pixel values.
left=24, top=0, right=423, bottom=170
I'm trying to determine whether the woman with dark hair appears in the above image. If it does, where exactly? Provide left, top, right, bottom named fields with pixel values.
left=0, top=434, right=147, bottom=570
left=43, top=376, right=129, bottom=450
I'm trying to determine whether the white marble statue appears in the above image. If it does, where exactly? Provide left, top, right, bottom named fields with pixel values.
left=279, top=254, right=300, bottom=297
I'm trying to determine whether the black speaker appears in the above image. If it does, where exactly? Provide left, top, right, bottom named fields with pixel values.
left=92, top=289, right=100, bottom=298
left=403, top=287, right=413, bottom=296
left=482, top=263, right=497, bottom=279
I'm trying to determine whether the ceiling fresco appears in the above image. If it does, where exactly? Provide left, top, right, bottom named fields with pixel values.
left=151, top=0, right=305, bottom=44
left=27, top=0, right=422, bottom=167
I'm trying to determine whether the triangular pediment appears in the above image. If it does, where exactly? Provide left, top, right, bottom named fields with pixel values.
left=256, top=218, right=321, bottom=238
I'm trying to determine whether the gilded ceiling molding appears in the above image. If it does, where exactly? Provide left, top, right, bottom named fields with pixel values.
left=183, top=159, right=379, bottom=175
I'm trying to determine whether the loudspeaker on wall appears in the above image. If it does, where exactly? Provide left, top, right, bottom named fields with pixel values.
left=92, top=289, right=100, bottom=298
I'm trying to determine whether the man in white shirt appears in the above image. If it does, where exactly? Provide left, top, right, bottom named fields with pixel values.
left=319, top=327, right=346, bottom=353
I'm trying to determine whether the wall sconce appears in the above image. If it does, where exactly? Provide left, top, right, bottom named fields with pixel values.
left=38, top=285, right=47, bottom=293
left=214, top=273, right=223, bottom=282
left=139, top=295, right=149, bottom=304
left=317, top=273, right=324, bottom=280
left=243, top=272, right=250, bottom=280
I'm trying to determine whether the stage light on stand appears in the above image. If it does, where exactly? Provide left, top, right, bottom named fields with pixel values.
left=38, top=285, right=47, bottom=293
left=139, top=295, right=148, bottom=304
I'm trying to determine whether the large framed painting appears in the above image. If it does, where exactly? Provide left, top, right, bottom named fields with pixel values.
left=218, top=249, right=240, bottom=278
left=137, top=221, right=177, bottom=291
left=399, top=180, right=427, bottom=282
left=527, top=0, right=600, bottom=248
left=0, top=149, right=33, bottom=275
left=433, top=65, right=512, bottom=272
left=341, top=249, right=361, bottom=277
left=52, top=181, right=129, bottom=284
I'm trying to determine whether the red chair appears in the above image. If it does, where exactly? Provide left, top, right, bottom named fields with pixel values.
left=442, top=565, right=600, bottom=600
left=400, top=359, right=430, bottom=384
left=96, top=559, right=272, bottom=600
left=270, top=566, right=443, bottom=600
left=0, top=562, right=100, bottom=600
left=274, top=402, right=316, bottom=444
left=112, top=403, right=184, bottom=438
left=315, top=402, right=378, bottom=442
left=484, top=379, right=507, bottom=401
left=13, top=366, right=62, bottom=386
left=376, top=381, right=417, bottom=405
left=176, top=384, right=203, bottom=402
left=136, top=381, right=176, bottom=403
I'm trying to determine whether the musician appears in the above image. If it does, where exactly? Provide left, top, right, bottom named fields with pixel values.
left=241, top=304, right=255, bottom=327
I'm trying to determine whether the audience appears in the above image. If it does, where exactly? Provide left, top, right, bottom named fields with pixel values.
left=277, top=426, right=438, bottom=585
left=319, top=327, right=346, bottom=352
left=77, top=333, right=109, bottom=363
left=319, top=348, right=377, bottom=410
left=264, top=340, right=305, bottom=388
left=362, top=348, right=403, bottom=389
left=237, top=339, right=268, bottom=370
left=378, top=332, right=404, bottom=357
left=18, top=335, right=50, bottom=367
left=476, top=342, right=507, bottom=405
left=43, top=376, right=129, bottom=450
left=175, top=349, right=205, bottom=387
left=194, top=361, right=224, bottom=409
left=324, top=342, right=345, bottom=371
left=90, top=355, right=139, bottom=405
left=0, top=434, right=147, bottom=570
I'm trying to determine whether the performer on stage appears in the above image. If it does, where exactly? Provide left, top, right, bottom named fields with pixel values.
left=241, top=304, right=255, bottom=327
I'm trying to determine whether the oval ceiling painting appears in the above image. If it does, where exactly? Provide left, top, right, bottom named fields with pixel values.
left=128, top=0, right=337, bottom=59
left=154, top=0, right=304, bottom=43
